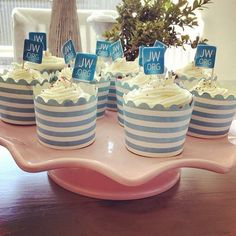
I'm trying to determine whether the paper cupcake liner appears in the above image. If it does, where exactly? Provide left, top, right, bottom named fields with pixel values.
left=116, top=80, right=138, bottom=126
left=0, top=76, right=49, bottom=125
left=106, top=72, right=138, bottom=111
left=34, top=96, right=97, bottom=149
left=188, top=92, right=236, bottom=138
left=176, top=74, right=201, bottom=82
left=123, top=101, right=194, bottom=158
left=175, top=74, right=200, bottom=90
left=89, top=77, right=110, bottom=119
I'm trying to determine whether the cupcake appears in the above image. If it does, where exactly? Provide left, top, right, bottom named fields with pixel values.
left=175, top=62, right=206, bottom=89
left=123, top=76, right=194, bottom=158
left=0, top=64, right=49, bottom=125
left=58, top=66, right=110, bottom=119
left=188, top=77, right=236, bottom=138
left=91, top=57, right=110, bottom=118
left=25, top=51, right=66, bottom=76
left=34, top=77, right=97, bottom=149
left=91, top=73, right=110, bottom=119
left=116, top=71, right=157, bottom=125
left=105, top=58, right=139, bottom=111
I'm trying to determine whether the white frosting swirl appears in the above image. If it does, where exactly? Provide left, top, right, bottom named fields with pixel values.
left=191, top=78, right=233, bottom=97
left=58, top=67, right=72, bottom=80
left=4, top=64, right=43, bottom=82
left=123, top=71, right=161, bottom=87
left=124, top=77, right=192, bottom=108
left=105, top=58, right=139, bottom=75
left=38, top=77, right=91, bottom=103
left=176, top=62, right=205, bottom=79
left=96, top=57, right=107, bottom=75
left=25, top=51, right=66, bottom=71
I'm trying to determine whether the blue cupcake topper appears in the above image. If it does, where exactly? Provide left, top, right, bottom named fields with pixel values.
left=109, top=40, right=124, bottom=61
left=23, top=39, right=43, bottom=64
left=61, top=39, right=76, bottom=64
left=195, top=44, right=217, bottom=69
left=96, top=40, right=111, bottom=58
left=154, top=40, right=167, bottom=52
left=143, top=47, right=165, bottom=75
left=138, top=46, right=144, bottom=67
left=29, top=32, right=47, bottom=51
left=72, top=53, right=97, bottom=82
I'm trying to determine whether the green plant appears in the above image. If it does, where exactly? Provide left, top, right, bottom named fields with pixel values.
left=104, top=0, right=211, bottom=61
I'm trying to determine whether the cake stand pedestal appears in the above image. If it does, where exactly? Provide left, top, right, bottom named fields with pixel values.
left=0, top=111, right=236, bottom=200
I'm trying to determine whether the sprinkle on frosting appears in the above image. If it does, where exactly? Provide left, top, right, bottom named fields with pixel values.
left=124, top=74, right=192, bottom=108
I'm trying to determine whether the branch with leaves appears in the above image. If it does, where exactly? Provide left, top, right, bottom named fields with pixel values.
left=103, top=0, right=212, bottom=61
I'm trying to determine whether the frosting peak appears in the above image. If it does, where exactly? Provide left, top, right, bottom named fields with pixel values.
left=25, top=51, right=66, bottom=71
left=105, top=57, right=139, bottom=75
left=124, top=76, right=192, bottom=108
left=58, top=67, right=72, bottom=80
left=37, top=77, right=91, bottom=103
left=176, top=62, right=205, bottom=79
left=4, top=63, right=42, bottom=82
left=191, top=78, right=232, bottom=97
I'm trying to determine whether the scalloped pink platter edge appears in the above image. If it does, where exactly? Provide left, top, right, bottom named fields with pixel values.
left=1, top=111, right=236, bottom=200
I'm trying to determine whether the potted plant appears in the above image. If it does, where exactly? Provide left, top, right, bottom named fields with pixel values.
left=104, top=0, right=211, bottom=61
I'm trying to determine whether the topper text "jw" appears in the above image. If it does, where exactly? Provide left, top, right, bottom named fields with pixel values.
left=78, top=58, right=94, bottom=68
left=147, top=51, right=161, bottom=62
left=200, top=49, right=214, bottom=58
left=27, top=43, right=41, bottom=53
left=195, top=45, right=216, bottom=69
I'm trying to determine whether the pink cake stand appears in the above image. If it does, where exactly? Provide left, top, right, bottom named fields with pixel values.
left=0, top=111, right=236, bottom=200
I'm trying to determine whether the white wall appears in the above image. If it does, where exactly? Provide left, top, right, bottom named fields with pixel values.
left=201, top=0, right=236, bottom=81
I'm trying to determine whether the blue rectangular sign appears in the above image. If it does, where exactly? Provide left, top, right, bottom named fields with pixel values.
left=143, top=47, right=165, bottom=75
left=72, top=53, right=97, bottom=81
left=154, top=40, right=167, bottom=52
left=61, top=39, right=76, bottom=64
left=194, top=45, right=217, bottom=69
left=23, top=39, right=43, bottom=64
left=29, top=32, right=47, bottom=51
left=138, top=46, right=144, bottom=67
left=109, top=40, right=124, bottom=61
left=96, top=40, right=111, bottom=57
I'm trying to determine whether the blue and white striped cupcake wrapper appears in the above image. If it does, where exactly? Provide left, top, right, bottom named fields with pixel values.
left=34, top=96, right=97, bottom=150
left=0, top=77, right=49, bottom=125
left=106, top=74, right=118, bottom=111
left=175, top=74, right=200, bottom=90
left=124, top=101, right=194, bottom=158
left=188, top=92, right=236, bottom=138
left=106, top=72, right=138, bottom=111
left=96, top=80, right=110, bottom=118
left=116, top=80, right=138, bottom=126
left=90, top=79, right=110, bottom=119
left=77, top=79, right=110, bottom=119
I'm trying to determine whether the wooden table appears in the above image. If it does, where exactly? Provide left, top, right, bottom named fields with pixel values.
left=0, top=145, right=236, bottom=236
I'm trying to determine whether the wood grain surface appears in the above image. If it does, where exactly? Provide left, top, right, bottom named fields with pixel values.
left=0, top=146, right=236, bottom=236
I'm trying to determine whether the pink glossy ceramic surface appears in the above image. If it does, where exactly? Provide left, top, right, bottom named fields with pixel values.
left=0, top=112, right=236, bottom=199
